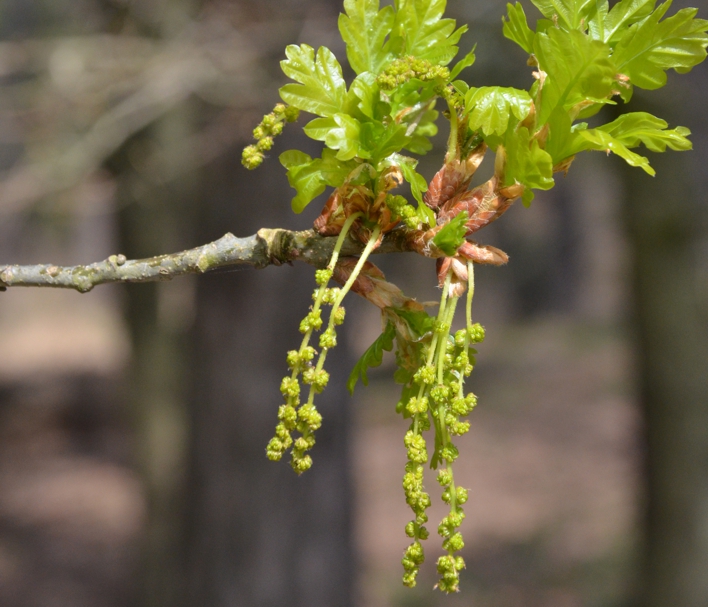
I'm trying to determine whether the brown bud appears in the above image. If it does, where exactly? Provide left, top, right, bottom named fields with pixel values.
left=314, top=191, right=344, bottom=236
left=334, top=258, right=425, bottom=311
left=519, top=101, right=536, bottom=130
left=532, top=123, right=549, bottom=148
left=458, top=241, right=509, bottom=265
left=437, top=257, right=470, bottom=297
left=553, top=156, right=575, bottom=175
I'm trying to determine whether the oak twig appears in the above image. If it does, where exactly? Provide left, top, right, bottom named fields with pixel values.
left=0, top=227, right=413, bottom=293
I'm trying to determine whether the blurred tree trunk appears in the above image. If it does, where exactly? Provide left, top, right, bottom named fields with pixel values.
left=113, top=4, right=198, bottom=607
left=623, top=65, right=708, bottom=607
left=182, top=91, right=355, bottom=607
left=115, top=102, right=197, bottom=606
left=115, top=1, right=356, bottom=605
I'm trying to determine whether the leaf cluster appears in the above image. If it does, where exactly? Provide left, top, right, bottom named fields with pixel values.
left=272, top=0, right=705, bottom=217
left=497, top=0, right=705, bottom=190
left=277, top=0, right=477, bottom=213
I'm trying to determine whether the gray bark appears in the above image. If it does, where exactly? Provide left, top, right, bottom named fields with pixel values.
left=0, top=228, right=416, bottom=292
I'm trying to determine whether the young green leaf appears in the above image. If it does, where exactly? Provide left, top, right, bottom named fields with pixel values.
left=589, top=0, right=656, bottom=45
left=279, top=151, right=327, bottom=213
left=361, top=121, right=411, bottom=161
left=280, top=149, right=356, bottom=212
left=392, top=0, right=467, bottom=65
left=279, top=45, right=347, bottom=117
left=530, top=0, right=596, bottom=31
left=339, top=0, right=395, bottom=75
left=347, top=322, right=396, bottom=393
left=349, top=72, right=387, bottom=119
left=587, top=0, right=609, bottom=41
left=502, top=2, right=536, bottom=54
left=577, top=129, right=655, bottom=174
left=387, top=77, right=439, bottom=119
left=449, top=45, right=477, bottom=80
left=279, top=149, right=312, bottom=169
left=433, top=211, right=469, bottom=256
left=405, top=108, right=439, bottom=155
left=534, top=27, right=617, bottom=124
left=612, top=3, right=708, bottom=92
left=303, top=116, right=337, bottom=141
left=318, top=148, right=360, bottom=186
left=544, top=105, right=585, bottom=164
left=325, top=114, right=366, bottom=160
left=417, top=201, right=436, bottom=227
left=502, top=126, right=555, bottom=191
left=391, top=154, right=429, bottom=206
left=597, top=112, right=692, bottom=152
left=464, top=86, right=533, bottom=136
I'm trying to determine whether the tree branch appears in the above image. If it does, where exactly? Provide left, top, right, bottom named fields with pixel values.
left=0, top=227, right=413, bottom=293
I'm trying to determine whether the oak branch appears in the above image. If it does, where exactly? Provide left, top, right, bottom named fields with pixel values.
left=0, top=228, right=414, bottom=292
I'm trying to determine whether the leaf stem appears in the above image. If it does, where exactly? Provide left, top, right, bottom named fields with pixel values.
left=305, top=224, right=382, bottom=406
left=436, top=296, right=458, bottom=385
left=297, top=212, right=363, bottom=357
left=466, top=260, right=475, bottom=330
left=446, top=262, right=477, bottom=513
left=445, top=97, right=459, bottom=163
left=413, top=269, right=454, bottom=435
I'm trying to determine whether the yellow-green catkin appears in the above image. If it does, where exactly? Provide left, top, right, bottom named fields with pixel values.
left=432, top=265, right=484, bottom=593
left=377, top=56, right=450, bottom=91
left=267, top=215, right=377, bottom=475
left=242, top=103, right=300, bottom=169
left=397, top=264, right=485, bottom=592
left=267, top=266, right=335, bottom=474
left=398, top=273, right=454, bottom=588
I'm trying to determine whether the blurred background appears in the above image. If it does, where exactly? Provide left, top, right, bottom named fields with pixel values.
left=0, top=1, right=706, bottom=606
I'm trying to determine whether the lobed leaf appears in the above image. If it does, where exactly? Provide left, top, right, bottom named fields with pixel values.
left=530, top=0, right=596, bottom=31
left=318, top=148, right=360, bottom=186
left=502, top=126, right=555, bottom=192
left=405, top=107, right=439, bottom=155
left=597, top=111, right=692, bottom=152
left=339, top=0, right=396, bottom=75
left=534, top=27, right=617, bottom=124
left=577, top=129, right=655, bottom=174
left=361, top=121, right=411, bottom=161
left=279, top=45, right=347, bottom=117
left=326, top=114, right=366, bottom=160
left=349, top=72, right=388, bottom=119
left=303, top=116, right=337, bottom=141
left=347, top=322, right=396, bottom=393
left=502, top=2, right=536, bottom=54
left=464, top=86, right=533, bottom=136
left=280, top=149, right=356, bottom=212
left=280, top=151, right=327, bottom=213
left=392, top=0, right=467, bottom=65
left=588, top=0, right=657, bottom=44
left=612, top=3, right=708, bottom=92
left=388, top=78, right=439, bottom=119
left=449, top=45, right=477, bottom=80
left=391, top=307, right=436, bottom=340
left=544, top=105, right=584, bottom=164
